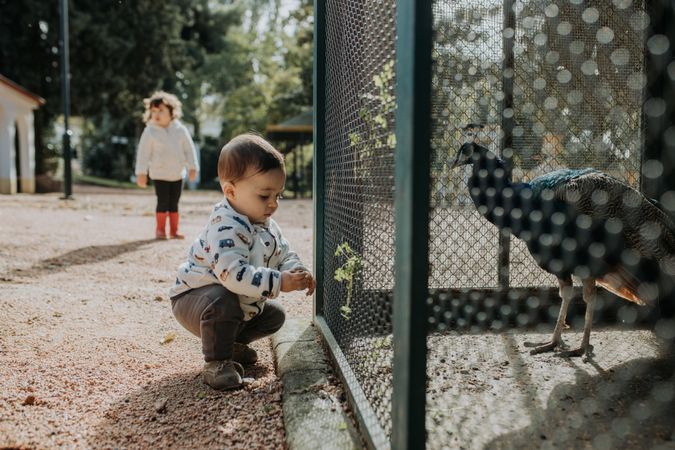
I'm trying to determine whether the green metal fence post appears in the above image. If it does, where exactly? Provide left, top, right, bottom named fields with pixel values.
left=643, top=0, right=675, bottom=201
left=313, top=0, right=326, bottom=319
left=498, top=0, right=515, bottom=289
left=392, top=0, right=432, bottom=448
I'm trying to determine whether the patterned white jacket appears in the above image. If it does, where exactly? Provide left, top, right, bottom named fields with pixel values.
left=134, top=120, right=199, bottom=182
left=169, top=198, right=307, bottom=320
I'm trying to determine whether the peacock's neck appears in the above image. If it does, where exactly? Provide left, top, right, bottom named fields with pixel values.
left=464, top=147, right=519, bottom=231
left=467, top=149, right=512, bottom=203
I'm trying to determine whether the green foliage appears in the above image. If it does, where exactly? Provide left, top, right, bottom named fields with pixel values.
left=270, top=0, right=313, bottom=117
left=334, top=243, right=363, bottom=320
left=80, top=113, right=136, bottom=180
left=1, top=0, right=314, bottom=184
left=218, top=0, right=314, bottom=141
left=285, top=144, right=313, bottom=198
left=69, top=0, right=244, bottom=180
left=361, top=59, right=396, bottom=150
left=198, top=135, right=224, bottom=191
left=347, top=60, right=396, bottom=185
left=0, top=0, right=238, bottom=178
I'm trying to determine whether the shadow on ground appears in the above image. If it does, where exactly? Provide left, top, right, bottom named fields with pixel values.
left=88, top=363, right=279, bottom=448
left=7, top=239, right=158, bottom=280
left=487, top=354, right=675, bottom=449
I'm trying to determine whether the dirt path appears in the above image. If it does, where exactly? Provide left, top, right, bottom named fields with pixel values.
left=0, top=187, right=315, bottom=449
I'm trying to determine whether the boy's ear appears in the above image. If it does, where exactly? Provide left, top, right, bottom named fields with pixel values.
left=222, top=181, right=236, bottom=200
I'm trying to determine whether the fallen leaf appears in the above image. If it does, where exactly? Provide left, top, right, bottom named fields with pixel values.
left=23, top=395, right=36, bottom=406
left=338, top=421, right=347, bottom=431
left=154, top=296, right=163, bottom=302
left=160, top=332, right=176, bottom=345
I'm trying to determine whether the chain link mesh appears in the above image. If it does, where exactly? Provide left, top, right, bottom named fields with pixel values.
left=320, top=0, right=674, bottom=448
left=427, top=1, right=674, bottom=448
left=323, top=0, right=397, bottom=438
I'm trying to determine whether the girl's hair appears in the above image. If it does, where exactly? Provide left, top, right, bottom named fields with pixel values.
left=218, top=134, right=285, bottom=185
left=142, top=91, right=183, bottom=123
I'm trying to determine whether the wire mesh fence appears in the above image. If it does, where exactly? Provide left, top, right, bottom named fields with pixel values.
left=316, top=0, right=675, bottom=448
left=322, top=0, right=397, bottom=442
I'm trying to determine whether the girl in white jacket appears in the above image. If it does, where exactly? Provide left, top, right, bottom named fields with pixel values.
left=134, top=91, right=199, bottom=239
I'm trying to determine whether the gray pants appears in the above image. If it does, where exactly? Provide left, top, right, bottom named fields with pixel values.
left=171, top=284, right=286, bottom=362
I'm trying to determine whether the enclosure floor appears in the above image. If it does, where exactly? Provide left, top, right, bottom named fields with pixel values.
left=348, top=328, right=674, bottom=449
left=360, top=206, right=560, bottom=291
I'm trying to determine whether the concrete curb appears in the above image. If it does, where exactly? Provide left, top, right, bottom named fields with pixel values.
left=271, top=318, right=362, bottom=450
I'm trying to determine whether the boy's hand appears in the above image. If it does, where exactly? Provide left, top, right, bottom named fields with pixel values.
left=188, top=169, right=197, bottom=182
left=304, top=272, right=316, bottom=296
left=291, top=268, right=315, bottom=296
left=281, top=269, right=316, bottom=296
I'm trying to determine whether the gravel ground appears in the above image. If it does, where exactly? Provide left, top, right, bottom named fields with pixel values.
left=0, top=186, right=317, bottom=449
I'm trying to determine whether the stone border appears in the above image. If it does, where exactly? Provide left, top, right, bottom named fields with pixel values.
left=271, top=318, right=362, bottom=450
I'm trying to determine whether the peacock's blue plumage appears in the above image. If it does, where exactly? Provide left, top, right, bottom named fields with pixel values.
left=528, top=168, right=598, bottom=197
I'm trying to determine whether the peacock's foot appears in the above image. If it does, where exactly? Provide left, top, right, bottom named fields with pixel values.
left=525, top=338, right=567, bottom=354
left=528, top=341, right=562, bottom=355
left=556, top=344, right=594, bottom=360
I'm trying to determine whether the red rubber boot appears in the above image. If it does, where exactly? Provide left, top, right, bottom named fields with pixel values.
left=169, top=212, right=184, bottom=239
left=155, top=212, right=168, bottom=240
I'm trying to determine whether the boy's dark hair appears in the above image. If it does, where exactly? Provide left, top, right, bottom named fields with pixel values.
left=218, top=134, right=285, bottom=184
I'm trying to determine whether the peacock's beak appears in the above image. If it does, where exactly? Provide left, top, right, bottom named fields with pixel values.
left=450, top=154, right=460, bottom=169
left=451, top=143, right=473, bottom=169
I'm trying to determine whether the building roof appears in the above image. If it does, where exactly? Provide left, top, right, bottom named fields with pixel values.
left=266, top=109, right=313, bottom=134
left=0, top=74, right=46, bottom=106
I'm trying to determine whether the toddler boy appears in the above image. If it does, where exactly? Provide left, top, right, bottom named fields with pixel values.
left=169, top=134, right=315, bottom=390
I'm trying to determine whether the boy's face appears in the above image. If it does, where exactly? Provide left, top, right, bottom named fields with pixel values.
left=150, top=103, right=172, bottom=128
left=223, top=168, right=286, bottom=224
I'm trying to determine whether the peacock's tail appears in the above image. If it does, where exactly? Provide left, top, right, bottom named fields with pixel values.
left=596, top=267, right=646, bottom=306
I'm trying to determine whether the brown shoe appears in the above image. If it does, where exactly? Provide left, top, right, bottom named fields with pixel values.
left=202, top=360, right=244, bottom=390
left=233, top=343, right=258, bottom=365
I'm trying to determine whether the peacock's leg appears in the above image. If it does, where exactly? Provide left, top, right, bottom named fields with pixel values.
left=527, top=277, right=573, bottom=354
left=558, top=278, right=596, bottom=358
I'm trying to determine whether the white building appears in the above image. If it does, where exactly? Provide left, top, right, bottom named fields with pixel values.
left=0, top=74, right=45, bottom=194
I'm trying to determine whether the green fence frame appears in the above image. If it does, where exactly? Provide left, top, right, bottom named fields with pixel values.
left=313, top=1, right=432, bottom=448
left=391, top=1, right=432, bottom=449
left=313, top=1, right=675, bottom=449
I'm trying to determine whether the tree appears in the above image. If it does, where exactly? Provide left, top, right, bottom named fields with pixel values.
left=1, top=0, right=245, bottom=179
left=517, top=0, right=644, bottom=170
left=70, top=0, right=244, bottom=179
left=218, top=0, right=314, bottom=140
left=1, top=0, right=314, bottom=182
left=0, top=0, right=62, bottom=175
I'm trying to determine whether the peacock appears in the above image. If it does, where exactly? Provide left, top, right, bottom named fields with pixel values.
left=451, top=138, right=675, bottom=358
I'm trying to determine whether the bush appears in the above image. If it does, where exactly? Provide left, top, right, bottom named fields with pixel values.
left=81, top=117, right=137, bottom=181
